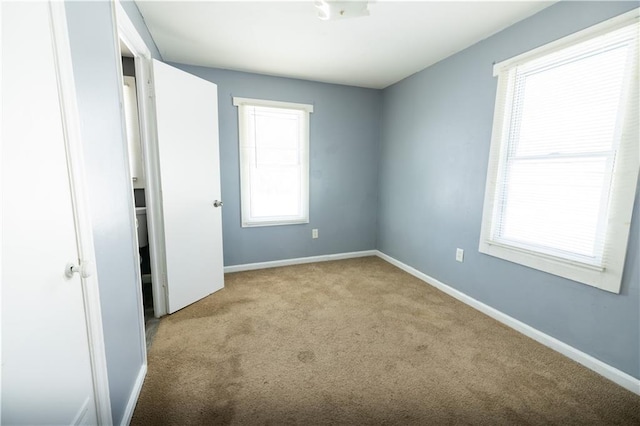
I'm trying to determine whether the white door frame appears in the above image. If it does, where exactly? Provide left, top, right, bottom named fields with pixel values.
left=49, top=2, right=113, bottom=423
left=113, top=1, right=169, bottom=318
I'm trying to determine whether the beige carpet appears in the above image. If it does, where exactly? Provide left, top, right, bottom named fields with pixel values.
left=132, top=257, right=640, bottom=425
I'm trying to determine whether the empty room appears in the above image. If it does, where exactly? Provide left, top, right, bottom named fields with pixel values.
left=2, top=0, right=639, bottom=425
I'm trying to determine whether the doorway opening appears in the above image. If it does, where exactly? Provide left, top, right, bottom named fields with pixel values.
left=120, top=46, right=159, bottom=348
left=114, top=2, right=169, bottom=359
left=114, top=1, right=225, bottom=329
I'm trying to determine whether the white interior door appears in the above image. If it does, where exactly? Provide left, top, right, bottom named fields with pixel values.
left=1, top=2, right=101, bottom=424
left=152, top=60, right=225, bottom=314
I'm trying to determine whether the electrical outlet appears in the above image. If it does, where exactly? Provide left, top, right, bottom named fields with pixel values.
left=312, top=229, right=319, bottom=239
left=456, top=248, right=464, bottom=262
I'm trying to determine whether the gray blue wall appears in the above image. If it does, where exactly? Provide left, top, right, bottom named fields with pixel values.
left=377, top=1, right=639, bottom=379
left=169, top=65, right=382, bottom=267
left=65, top=1, right=161, bottom=424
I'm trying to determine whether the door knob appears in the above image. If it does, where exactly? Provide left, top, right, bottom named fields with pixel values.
left=65, top=260, right=94, bottom=279
left=213, top=200, right=223, bottom=208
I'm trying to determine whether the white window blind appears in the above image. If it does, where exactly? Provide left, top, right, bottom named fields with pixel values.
left=233, top=97, right=313, bottom=227
left=480, top=10, right=639, bottom=293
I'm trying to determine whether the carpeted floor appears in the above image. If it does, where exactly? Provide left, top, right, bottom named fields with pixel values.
left=131, top=257, right=640, bottom=425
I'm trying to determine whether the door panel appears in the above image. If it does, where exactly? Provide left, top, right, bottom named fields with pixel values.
left=1, top=2, right=98, bottom=423
left=152, top=60, right=224, bottom=313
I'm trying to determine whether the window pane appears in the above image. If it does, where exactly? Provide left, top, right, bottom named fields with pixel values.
left=250, top=166, right=301, bottom=218
left=255, top=149, right=299, bottom=166
left=253, top=109, right=300, bottom=148
left=514, top=46, right=628, bottom=157
left=252, top=109, right=300, bottom=167
left=498, top=157, right=608, bottom=259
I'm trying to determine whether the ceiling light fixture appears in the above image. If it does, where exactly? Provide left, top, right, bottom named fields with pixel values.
left=315, top=1, right=370, bottom=21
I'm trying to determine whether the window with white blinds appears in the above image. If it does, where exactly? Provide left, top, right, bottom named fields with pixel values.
left=233, top=97, right=313, bottom=227
left=479, top=10, right=639, bottom=293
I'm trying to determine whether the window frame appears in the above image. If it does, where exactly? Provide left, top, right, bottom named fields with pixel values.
left=233, top=97, right=313, bottom=228
left=479, top=9, right=639, bottom=293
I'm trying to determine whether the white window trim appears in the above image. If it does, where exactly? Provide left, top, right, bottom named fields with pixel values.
left=233, top=97, right=313, bottom=227
left=479, top=8, right=639, bottom=294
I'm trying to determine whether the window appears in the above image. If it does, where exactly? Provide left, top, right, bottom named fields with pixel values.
left=479, top=10, right=639, bottom=293
left=233, top=97, right=313, bottom=227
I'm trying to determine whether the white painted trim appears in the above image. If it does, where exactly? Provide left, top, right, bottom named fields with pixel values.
left=115, top=1, right=152, bottom=61
left=119, top=364, right=148, bottom=426
left=49, top=2, right=113, bottom=424
left=111, top=2, right=149, bottom=382
left=0, top=3, right=4, bottom=422
left=224, top=250, right=378, bottom=273
left=115, top=0, right=169, bottom=319
left=375, top=250, right=640, bottom=395
left=232, top=96, right=314, bottom=113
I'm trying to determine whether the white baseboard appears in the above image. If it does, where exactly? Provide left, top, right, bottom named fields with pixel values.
left=375, top=250, right=640, bottom=396
left=120, top=363, right=147, bottom=426
left=224, top=250, right=378, bottom=273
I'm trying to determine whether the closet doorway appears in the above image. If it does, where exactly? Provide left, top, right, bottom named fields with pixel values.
left=114, top=2, right=226, bottom=328
left=115, top=4, right=168, bottom=343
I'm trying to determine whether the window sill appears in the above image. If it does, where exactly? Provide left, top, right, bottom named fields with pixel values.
left=478, top=239, right=622, bottom=294
left=242, top=218, right=309, bottom=228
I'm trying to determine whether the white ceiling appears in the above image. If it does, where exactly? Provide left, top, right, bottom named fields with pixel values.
left=136, top=1, right=556, bottom=89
